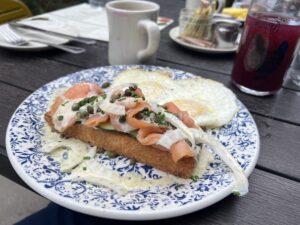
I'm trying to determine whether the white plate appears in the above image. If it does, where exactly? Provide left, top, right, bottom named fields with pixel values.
left=6, top=65, right=259, bottom=220
left=0, top=25, right=69, bottom=51
left=169, top=26, right=238, bottom=54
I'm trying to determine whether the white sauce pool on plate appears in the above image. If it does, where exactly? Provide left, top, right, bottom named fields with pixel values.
left=42, top=124, right=213, bottom=195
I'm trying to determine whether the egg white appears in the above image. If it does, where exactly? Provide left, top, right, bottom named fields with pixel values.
left=112, top=69, right=238, bottom=128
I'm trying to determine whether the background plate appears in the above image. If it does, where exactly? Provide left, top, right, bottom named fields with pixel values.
left=169, top=26, right=238, bottom=54
left=6, top=65, right=259, bottom=220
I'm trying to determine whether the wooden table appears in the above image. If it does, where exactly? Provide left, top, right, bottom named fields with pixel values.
left=1, top=1, right=299, bottom=224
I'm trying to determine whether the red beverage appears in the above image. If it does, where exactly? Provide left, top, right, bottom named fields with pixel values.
left=232, top=12, right=300, bottom=95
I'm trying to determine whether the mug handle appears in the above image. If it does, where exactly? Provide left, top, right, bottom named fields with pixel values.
left=216, top=0, right=224, bottom=13
left=137, top=20, right=160, bottom=62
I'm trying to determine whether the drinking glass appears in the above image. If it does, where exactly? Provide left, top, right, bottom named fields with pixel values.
left=231, top=0, right=300, bottom=96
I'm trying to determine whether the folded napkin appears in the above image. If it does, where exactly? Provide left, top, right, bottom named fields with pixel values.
left=19, top=3, right=173, bottom=42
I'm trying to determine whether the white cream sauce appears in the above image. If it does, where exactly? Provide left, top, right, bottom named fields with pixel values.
left=42, top=124, right=213, bottom=194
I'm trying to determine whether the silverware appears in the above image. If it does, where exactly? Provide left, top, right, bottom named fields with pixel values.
left=0, top=24, right=86, bottom=54
left=9, top=22, right=96, bottom=45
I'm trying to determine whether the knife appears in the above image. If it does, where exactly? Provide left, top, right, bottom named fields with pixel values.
left=9, top=22, right=97, bottom=45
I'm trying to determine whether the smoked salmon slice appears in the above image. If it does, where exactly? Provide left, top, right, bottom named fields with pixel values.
left=164, top=102, right=197, bottom=128
left=126, top=102, right=161, bottom=129
left=85, top=114, right=109, bottom=127
left=49, top=83, right=103, bottom=117
left=170, top=140, right=195, bottom=163
left=137, top=127, right=166, bottom=145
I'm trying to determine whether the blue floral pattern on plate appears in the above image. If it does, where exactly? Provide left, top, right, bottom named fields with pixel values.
left=6, top=65, right=259, bottom=220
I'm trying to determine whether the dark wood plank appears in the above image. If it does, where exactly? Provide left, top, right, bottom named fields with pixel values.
left=0, top=83, right=30, bottom=148
left=1, top=81, right=300, bottom=180
left=253, top=115, right=300, bottom=180
left=1, top=49, right=300, bottom=125
left=157, top=61, right=300, bottom=126
left=0, top=49, right=80, bottom=91
left=2, top=162, right=298, bottom=225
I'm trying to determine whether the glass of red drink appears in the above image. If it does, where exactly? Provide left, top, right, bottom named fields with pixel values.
left=231, top=0, right=300, bottom=96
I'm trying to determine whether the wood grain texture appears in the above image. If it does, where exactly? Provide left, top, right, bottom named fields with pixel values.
left=0, top=83, right=30, bottom=147
left=0, top=49, right=80, bottom=91
left=1, top=50, right=300, bottom=125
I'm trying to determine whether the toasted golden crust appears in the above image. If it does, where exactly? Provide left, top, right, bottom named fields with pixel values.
left=45, top=113, right=196, bottom=178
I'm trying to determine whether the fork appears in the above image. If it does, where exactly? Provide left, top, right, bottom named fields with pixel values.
left=0, top=24, right=86, bottom=54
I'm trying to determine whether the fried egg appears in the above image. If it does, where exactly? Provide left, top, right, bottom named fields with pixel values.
left=112, top=69, right=238, bottom=128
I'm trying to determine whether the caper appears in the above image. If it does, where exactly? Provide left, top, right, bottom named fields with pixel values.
left=87, top=105, right=94, bottom=114
left=72, top=103, right=80, bottom=111
left=101, top=82, right=111, bottom=89
left=96, top=107, right=104, bottom=114
left=119, top=115, right=126, bottom=123
left=79, top=110, right=89, bottom=118
left=106, top=151, right=118, bottom=158
left=124, top=89, right=132, bottom=96
left=57, top=115, right=64, bottom=121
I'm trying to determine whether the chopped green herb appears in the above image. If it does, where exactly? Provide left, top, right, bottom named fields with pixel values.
left=88, top=96, right=97, bottom=103
left=83, top=156, right=91, bottom=160
left=83, top=167, right=87, bottom=171
left=96, top=107, right=104, bottom=114
left=61, top=101, right=69, bottom=106
left=118, top=97, right=126, bottom=101
left=190, top=175, right=199, bottom=182
left=102, top=93, right=107, bottom=99
left=101, top=82, right=111, bottom=89
left=154, top=112, right=166, bottom=125
left=57, top=115, right=64, bottom=121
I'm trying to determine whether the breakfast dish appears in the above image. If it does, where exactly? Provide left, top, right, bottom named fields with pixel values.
left=169, top=26, right=238, bottom=54
left=6, top=65, right=259, bottom=220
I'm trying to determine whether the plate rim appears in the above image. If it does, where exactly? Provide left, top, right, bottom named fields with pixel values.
left=169, top=26, right=238, bottom=54
left=5, top=65, right=260, bottom=220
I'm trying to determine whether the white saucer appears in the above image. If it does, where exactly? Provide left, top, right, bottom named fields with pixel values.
left=0, top=24, right=69, bottom=51
left=169, top=26, right=238, bottom=54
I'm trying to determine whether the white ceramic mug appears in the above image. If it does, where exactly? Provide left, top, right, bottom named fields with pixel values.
left=106, top=0, right=160, bottom=65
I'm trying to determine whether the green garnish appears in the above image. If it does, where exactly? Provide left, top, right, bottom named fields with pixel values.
left=101, top=82, right=111, bottom=89
left=96, top=107, right=104, bottom=114
left=83, top=167, right=87, bottom=171
left=83, top=156, right=91, bottom=160
left=57, top=115, right=64, bottom=121
left=190, top=175, right=199, bottom=182
left=154, top=112, right=167, bottom=125
left=102, top=93, right=107, bottom=99
left=61, top=101, right=69, bottom=106
left=118, top=97, right=126, bottom=101
left=87, top=96, right=97, bottom=103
